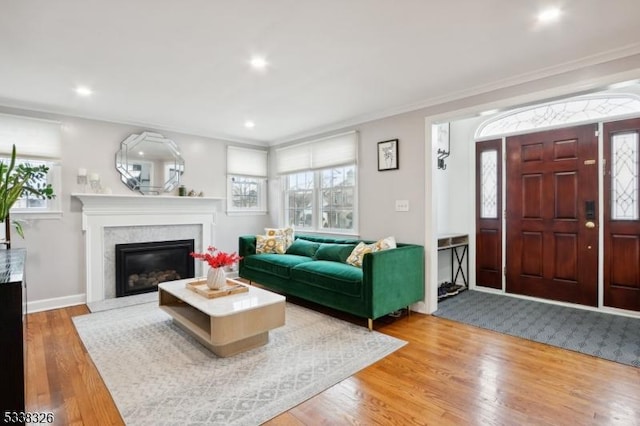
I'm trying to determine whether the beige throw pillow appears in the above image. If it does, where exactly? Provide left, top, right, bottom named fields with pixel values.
left=256, top=235, right=286, bottom=254
left=346, top=236, right=397, bottom=268
left=265, top=226, right=295, bottom=249
left=346, top=241, right=376, bottom=267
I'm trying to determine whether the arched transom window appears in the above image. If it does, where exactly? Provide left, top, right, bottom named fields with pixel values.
left=475, top=94, right=640, bottom=139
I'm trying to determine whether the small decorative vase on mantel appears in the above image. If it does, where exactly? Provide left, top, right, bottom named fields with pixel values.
left=206, top=267, right=227, bottom=290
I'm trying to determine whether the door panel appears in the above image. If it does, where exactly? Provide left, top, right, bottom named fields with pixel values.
left=603, top=118, right=640, bottom=311
left=506, top=124, right=598, bottom=306
left=475, top=139, right=502, bottom=289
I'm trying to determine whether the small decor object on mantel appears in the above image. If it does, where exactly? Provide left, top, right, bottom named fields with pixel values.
left=190, top=246, right=242, bottom=290
left=377, top=139, right=399, bottom=171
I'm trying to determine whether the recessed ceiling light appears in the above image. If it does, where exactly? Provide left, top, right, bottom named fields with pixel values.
left=250, top=57, right=268, bottom=70
left=138, top=151, right=144, bottom=156
left=74, top=86, right=93, bottom=96
left=537, top=7, right=562, bottom=24
left=479, top=109, right=499, bottom=116
left=244, top=120, right=255, bottom=129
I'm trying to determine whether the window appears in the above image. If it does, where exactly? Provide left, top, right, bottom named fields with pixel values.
left=476, top=94, right=640, bottom=139
left=6, top=158, right=61, bottom=213
left=226, top=146, right=268, bottom=214
left=277, top=131, right=358, bottom=233
left=0, top=113, right=62, bottom=217
left=284, top=165, right=356, bottom=232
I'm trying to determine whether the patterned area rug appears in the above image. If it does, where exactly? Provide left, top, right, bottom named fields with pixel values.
left=434, top=290, right=640, bottom=367
left=73, top=302, right=406, bottom=425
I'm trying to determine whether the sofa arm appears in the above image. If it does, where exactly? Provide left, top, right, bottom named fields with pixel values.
left=238, top=235, right=257, bottom=258
left=362, top=245, right=425, bottom=319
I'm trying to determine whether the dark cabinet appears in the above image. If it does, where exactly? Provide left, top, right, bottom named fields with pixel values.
left=0, top=249, right=27, bottom=422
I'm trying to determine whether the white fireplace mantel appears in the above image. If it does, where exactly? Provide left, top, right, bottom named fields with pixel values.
left=72, top=193, right=224, bottom=302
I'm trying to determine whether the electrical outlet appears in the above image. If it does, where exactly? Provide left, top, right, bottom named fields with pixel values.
left=395, top=200, right=409, bottom=212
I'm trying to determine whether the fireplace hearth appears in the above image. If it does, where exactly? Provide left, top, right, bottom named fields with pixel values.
left=115, top=239, right=195, bottom=297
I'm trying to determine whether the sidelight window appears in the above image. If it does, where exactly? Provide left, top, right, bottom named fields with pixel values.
left=480, top=150, right=498, bottom=219
left=611, top=131, right=639, bottom=220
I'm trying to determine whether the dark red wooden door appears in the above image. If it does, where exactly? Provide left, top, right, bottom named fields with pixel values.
left=505, top=124, right=599, bottom=306
left=603, top=118, right=640, bottom=312
left=476, top=139, right=502, bottom=289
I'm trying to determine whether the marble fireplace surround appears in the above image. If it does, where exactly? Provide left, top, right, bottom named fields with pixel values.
left=73, top=194, right=223, bottom=303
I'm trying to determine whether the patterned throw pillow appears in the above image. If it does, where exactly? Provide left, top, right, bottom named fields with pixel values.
left=265, top=227, right=295, bottom=249
left=346, top=241, right=376, bottom=267
left=346, top=236, right=397, bottom=267
left=256, top=235, right=286, bottom=254
left=374, top=236, right=397, bottom=251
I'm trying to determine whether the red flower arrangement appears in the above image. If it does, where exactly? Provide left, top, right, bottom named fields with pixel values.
left=190, top=246, right=242, bottom=269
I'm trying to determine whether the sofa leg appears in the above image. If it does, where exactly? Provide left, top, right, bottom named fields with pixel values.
left=407, top=306, right=411, bottom=316
left=368, top=318, right=373, bottom=331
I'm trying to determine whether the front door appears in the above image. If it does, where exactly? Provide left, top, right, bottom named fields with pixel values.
left=505, top=124, right=599, bottom=306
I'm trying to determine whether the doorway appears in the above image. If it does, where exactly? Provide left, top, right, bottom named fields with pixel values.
left=505, top=124, right=599, bottom=306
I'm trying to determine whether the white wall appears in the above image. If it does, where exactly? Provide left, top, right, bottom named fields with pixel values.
left=269, top=109, right=427, bottom=245
left=0, top=106, right=270, bottom=311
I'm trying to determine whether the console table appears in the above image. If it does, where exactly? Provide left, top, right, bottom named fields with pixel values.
left=437, top=233, right=469, bottom=287
left=0, top=249, right=27, bottom=422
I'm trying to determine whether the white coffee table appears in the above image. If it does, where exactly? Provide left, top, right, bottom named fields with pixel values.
left=158, top=277, right=285, bottom=357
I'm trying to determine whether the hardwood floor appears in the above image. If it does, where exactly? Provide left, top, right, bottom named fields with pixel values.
left=26, top=304, right=640, bottom=425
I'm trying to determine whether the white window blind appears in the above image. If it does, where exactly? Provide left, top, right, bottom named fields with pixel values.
left=0, top=113, right=62, bottom=159
left=227, top=146, right=268, bottom=177
left=276, top=131, right=357, bottom=174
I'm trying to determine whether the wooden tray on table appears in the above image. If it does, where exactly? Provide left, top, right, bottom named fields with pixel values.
left=185, top=278, right=249, bottom=299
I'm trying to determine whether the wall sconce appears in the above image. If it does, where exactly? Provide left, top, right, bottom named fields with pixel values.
left=435, top=122, right=450, bottom=170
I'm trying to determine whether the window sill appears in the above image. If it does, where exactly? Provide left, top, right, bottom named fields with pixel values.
left=295, top=229, right=359, bottom=238
left=11, top=210, right=63, bottom=220
left=226, top=210, right=268, bottom=217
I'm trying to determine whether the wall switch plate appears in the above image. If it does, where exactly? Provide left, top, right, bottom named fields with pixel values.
left=395, top=200, right=409, bottom=212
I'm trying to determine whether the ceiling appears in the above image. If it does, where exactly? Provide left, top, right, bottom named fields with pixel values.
left=1, top=1, right=640, bottom=145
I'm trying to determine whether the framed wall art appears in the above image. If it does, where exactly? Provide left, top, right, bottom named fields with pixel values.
left=377, top=139, right=399, bottom=171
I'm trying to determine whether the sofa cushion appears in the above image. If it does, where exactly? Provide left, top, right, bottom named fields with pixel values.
left=244, top=254, right=313, bottom=278
left=295, top=234, right=359, bottom=245
left=346, top=241, right=376, bottom=267
left=291, top=261, right=363, bottom=297
left=286, top=238, right=321, bottom=257
left=256, top=235, right=286, bottom=254
left=265, top=226, right=295, bottom=249
left=314, top=243, right=357, bottom=263
left=374, top=235, right=397, bottom=251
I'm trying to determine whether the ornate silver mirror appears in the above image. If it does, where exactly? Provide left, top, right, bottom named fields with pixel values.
left=115, top=132, right=184, bottom=195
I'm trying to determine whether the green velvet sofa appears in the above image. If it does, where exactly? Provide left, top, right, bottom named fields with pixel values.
left=238, top=234, right=424, bottom=329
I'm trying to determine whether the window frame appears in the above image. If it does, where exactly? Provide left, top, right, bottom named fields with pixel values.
left=282, top=164, right=358, bottom=235
left=6, top=158, right=62, bottom=220
left=226, top=174, right=267, bottom=215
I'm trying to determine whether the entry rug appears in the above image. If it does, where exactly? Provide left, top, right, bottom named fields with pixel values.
left=73, top=302, right=406, bottom=425
left=434, top=290, right=640, bottom=368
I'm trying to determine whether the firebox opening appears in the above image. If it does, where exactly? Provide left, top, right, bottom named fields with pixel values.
left=115, top=239, right=195, bottom=297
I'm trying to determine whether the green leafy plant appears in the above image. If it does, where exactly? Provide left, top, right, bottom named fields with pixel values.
left=0, top=144, right=55, bottom=238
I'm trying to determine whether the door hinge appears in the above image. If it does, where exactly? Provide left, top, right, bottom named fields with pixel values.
left=595, top=130, right=599, bottom=137
left=503, top=267, right=506, bottom=276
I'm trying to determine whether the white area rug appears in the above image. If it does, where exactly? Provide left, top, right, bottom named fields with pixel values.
left=73, top=302, right=406, bottom=425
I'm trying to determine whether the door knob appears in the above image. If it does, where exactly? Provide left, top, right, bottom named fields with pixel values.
left=585, top=221, right=596, bottom=229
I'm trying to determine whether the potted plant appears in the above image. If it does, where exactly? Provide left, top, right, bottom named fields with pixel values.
left=190, top=246, right=242, bottom=290
left=0, top=144, right=55, bottom=242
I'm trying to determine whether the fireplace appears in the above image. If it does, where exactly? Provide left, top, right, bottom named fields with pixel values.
left=115, top=239, right=195, bottom=297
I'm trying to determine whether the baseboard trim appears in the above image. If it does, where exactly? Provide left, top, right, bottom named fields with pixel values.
left=27, top=293, right=86, bottom=314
